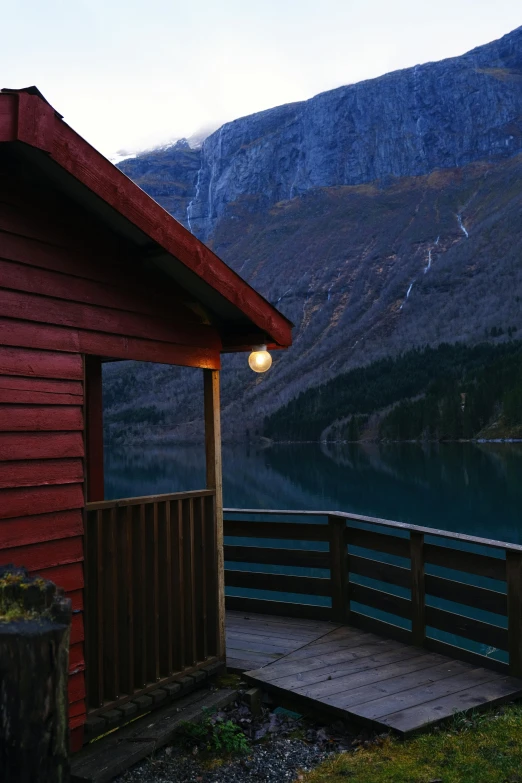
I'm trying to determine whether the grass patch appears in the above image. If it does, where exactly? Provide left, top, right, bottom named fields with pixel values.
left=303, top=704, right=522, bottom=783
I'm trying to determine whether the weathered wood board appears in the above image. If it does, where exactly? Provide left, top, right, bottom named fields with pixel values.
left=228, top=610, right=522, bottom=735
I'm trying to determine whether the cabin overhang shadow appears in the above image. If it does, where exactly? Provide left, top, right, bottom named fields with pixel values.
left=0, top=87, right=292, bottom=750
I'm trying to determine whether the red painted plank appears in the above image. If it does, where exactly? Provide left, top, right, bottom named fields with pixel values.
left=69, top=700, right=86, bottom=718
left=0, top=431, right=85, bottom=461
left=0, top=508, right=83, bottom=548
left=0, top=317, right=81, bottom=353
left=15, top=92, right=55, bottom=152
left=0, top=316, right=220, bottom=369
left=0, top=483, right=84, bottom=520
left=0, top=388, right=82, bottom=404
left=0, top=345, right=83, bottom=379
left=2, top=535, right=83, bottom=571
left=37, top=562, right=84, bottom=592
left=0, top=98, right=16, bottom=141
left=69, top=714, right=86, bottom=733
left=0, top=288, right=221, bottom=348
left=0, top=374, right=83, bottom=396
left=0, top=207, right=157, bottom=289
left=76, top=330, right=220, bottom=368
left=69, top=642, right=85, bottom=672
left=0, top=256, right=201, bottom=324
left=0, top=458, right=84, bottom=489
left=68, top=670, right=86, bottom=703
left=0, top=405, right=83, bottom=432
left=71, top=613, right=84, bottom=645
left=67, top=589, right=84, bottom=612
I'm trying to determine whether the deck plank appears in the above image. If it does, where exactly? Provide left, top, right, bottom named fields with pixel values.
left=227, top=610, right=522, bottom=735
left=381, top=676, right=522, bottom=733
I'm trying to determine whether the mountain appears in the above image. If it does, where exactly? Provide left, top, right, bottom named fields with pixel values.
left=105, top=27, right=522, bottom=444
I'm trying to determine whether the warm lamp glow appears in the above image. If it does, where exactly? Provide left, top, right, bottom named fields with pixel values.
left=248, top=345, right=272, bottom=373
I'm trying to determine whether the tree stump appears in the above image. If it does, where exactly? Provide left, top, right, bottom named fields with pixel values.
left=0, top=565, right=72, bottom=783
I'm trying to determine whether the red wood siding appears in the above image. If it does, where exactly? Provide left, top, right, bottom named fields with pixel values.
left=0, top=346, right=86, bottom=732
left=0, top=172, right=222, bottom=744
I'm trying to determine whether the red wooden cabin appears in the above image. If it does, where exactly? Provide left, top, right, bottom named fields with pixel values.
left=0, top=87, right=292, bottom=750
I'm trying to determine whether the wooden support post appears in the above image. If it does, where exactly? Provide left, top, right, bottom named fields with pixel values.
left=410, top=531, right=425, bottom=646
left=329, top=516, right=349, bottom=623
left=203, top=369, right=225, bottom=659
left=0, top=565, right=72, bottom=783
left=85, top=355, right=104, bottom=502
left=506, top=551, right=522, bottom=677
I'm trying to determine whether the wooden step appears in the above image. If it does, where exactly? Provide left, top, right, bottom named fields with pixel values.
left=71, top=687, right=237, bottom=783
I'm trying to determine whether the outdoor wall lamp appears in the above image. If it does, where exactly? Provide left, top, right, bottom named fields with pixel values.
left=248, top=345, right=272, bottom=373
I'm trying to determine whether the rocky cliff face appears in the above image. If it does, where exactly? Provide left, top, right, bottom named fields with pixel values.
left=110, top=27, right=522, bottom=443
left=122, top=27, right=522, bottom=242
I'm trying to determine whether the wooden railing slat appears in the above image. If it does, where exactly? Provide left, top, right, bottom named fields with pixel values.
left=345, top=528, right=410, bottom=559
left=194, top=495, right=208, bottom=661
left=125, top=505, right=134, bottom=696
left=350, top=583, right=412, bottom=620
left=95, top=509, right=104, bottom=707
left=348, top=554, right=411, bottom=589
left=410, top=532, right=425, bottom=646
left=173, top=498, right=185, bottom=672
left=424, top=543, right=505, bottom=581
left=225, top=569, right=331, bottom=596
left=224, top=519, right=330, bottom=541
left=85, top=489, right=216, bottom=715
left=425, top=574, right=507, bottom=616
left=225, top=508, right=522, bottom=554
left=226, top=596, right=331, bottom=621
left=86, top=489, right=215, bottom=511
left=139, top=503, right=147, bottom=687
left=506, top=551, right=522, bottom=676
left=157, top=500, right=173, bottom=676
left=329, top=516, right=349, bottom=623
left=183, top=498, right=197, bottom=667
left=205, top=494, right=218, bottom=658
left=224, top=545, right=329, bottom=568
left=348, top=610, right=412, bottom=645
left=425, top=606, right=508, bottom=650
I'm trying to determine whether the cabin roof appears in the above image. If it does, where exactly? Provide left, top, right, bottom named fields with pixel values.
left=0, top=86, right=292, bottom=351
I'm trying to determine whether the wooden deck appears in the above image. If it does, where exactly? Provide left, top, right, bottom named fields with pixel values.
left=226, top=610, right=522, bottom=735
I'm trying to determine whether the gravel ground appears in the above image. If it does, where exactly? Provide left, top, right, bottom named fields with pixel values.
left=117, top=687, right=380, bottom=783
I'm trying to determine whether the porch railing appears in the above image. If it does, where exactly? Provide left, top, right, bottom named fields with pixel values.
left=84, top=490, right=220, bottom=714
left=223, top=509, right=522, bottom=677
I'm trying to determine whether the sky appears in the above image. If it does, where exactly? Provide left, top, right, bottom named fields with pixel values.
left=2, top=0, right=521, bottom=159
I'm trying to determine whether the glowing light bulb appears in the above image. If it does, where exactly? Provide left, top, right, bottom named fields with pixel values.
left=248, top=345, right=272, bottom=373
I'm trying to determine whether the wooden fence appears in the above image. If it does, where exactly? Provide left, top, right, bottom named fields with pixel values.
left=84, top=490, right=220, bottom=714
left=224, top=509, right=522, bottom=677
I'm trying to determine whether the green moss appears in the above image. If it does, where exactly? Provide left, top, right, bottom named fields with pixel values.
left=0, top=602, right=38, bottom=622
left=216, top=673, right=243, bottom=689
left=0, top=572, right=53, bottom=623
left=303, top=705, right=522, bottom=783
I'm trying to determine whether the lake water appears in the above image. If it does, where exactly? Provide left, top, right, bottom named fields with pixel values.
left=105, top=441, right=522, bottom=544
left=105, top=441, right=522, bottom=663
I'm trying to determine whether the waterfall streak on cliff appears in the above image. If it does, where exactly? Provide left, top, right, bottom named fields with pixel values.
left=457, top=214, right=469, bottom=238
left=187, top=165, right=204, bottom=233
left=400, top=281, right=415, bottom=310
left=424, top=249, right=432, bottom=274
left=276, top=288, right=291, bottom=304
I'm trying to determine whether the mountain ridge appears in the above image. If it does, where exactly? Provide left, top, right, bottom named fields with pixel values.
left=107, top=26, right=522, bottom=443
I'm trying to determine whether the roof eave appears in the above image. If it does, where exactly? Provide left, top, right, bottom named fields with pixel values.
left=0, top=88, right=293, bottom=349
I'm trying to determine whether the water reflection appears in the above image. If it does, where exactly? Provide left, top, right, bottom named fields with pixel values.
left=105, top=442, right=522, bottom=544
